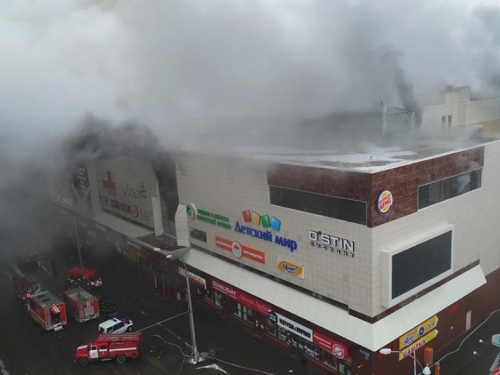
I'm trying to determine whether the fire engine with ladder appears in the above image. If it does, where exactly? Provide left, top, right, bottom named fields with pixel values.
left=75, top=333, right=143, bottom=366
left=27, top=290, right=67, bottom=332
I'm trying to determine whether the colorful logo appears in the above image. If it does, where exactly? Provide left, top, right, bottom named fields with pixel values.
left=242, top=210, right=281, bottom=232
left=187, top=203, right=197, bottom=220
left=121, top=203, right=131, bottom=214
left=332, top=344, right=345, bottom=359
left=377, top=190, right=393, bottom=215
left=277, top=260, right=305, bottom=279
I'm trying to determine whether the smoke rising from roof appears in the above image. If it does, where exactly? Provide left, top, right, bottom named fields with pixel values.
left=0, top=0, right=499, bottom=149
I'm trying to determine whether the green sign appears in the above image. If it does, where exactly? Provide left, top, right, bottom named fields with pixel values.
left=197, top=209, right=231, bottom=230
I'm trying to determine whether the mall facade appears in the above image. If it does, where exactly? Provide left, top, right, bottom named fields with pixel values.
left=56, top=138, right=500, bottom=375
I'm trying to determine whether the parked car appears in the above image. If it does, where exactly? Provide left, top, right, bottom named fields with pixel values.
left=99, top=317, right=133, bottom=334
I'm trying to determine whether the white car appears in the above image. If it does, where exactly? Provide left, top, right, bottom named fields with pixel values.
left=98, top=317, right=133, bottom=334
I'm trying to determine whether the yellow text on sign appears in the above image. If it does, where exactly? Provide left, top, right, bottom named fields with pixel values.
left=399, top=329, right=438, bottom=361
left=399, top=316, right=439, bottom=350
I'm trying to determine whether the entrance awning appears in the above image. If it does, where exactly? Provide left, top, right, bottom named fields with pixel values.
left=183, top=247, right=486, bottom=351
left=92, top=212, right=153, bottom=239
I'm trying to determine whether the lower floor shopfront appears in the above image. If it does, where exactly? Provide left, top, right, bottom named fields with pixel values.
left=60, top=209, right=500, bottom=375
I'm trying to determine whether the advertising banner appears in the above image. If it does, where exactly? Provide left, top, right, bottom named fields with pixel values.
left=211, top=279, right=271, bottom=316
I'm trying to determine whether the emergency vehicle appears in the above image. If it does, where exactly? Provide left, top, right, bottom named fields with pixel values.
left=12, top=275, right=41, bottom=304
left=66, top=267, right=102, bottom=289
left=27, top=291, right=67, bottom=332
left=62, top=287, right=100, bottom=323
left=75, top=333, right=142, bottom=366
left=99, top=317, right=133, bottom=334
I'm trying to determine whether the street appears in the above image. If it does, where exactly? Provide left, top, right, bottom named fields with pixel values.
left=0, top=238, right=318, bottom=375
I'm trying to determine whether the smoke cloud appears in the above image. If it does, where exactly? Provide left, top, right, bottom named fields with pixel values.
left=0, top=0, right=500, bottom=149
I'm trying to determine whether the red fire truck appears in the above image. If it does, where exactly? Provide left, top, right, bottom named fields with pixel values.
left=67, top=267, right=103, bottom=289
left=27, top=291, right=67, bottom=332
left=62, top=287, right=99, bottom=323
left=12, top=275, right=41, bottom=304
left=75, top=333, right=143, bottom=366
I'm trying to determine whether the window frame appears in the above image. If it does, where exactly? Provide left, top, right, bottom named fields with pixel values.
left=417, top=168, right=482, bottom=210
left=269, top=185, right=367, bottom=226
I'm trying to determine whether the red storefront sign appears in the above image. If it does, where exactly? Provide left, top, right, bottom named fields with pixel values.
left=211, top=279, right=271, bottom=317
left=312, top=331, right=349, bottom=359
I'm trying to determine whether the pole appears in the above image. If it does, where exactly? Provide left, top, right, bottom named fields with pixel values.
left=413, top=353, right=417, bottom=375
left=179, top=257, right=199, bottom=363
left=73, top=213, right=83, bottom=267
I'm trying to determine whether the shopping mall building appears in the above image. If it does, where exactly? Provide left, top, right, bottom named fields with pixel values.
left=55, top=127, right=500, bottom=375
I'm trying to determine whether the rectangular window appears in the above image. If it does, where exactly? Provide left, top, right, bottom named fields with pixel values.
left=392, top=231, right=452, bottom=298
left=266, top=318, right=276, bottom=336
left=214, top=291, right=222, bottom=307
left=269, top=186, right=367, bottom=225
left=447, top=115, right=452, bottom=128
left=441, top=116, right=446, bottom=132
left=418, top=169, right=482, bottom=209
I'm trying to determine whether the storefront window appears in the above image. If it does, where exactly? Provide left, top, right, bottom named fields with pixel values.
left=214, top=291, right=222, bottom=307
left=234, top=303, right=248, bottom=320
left=325, top=354, right=338, bottom=370
left=266, top=318, right=276, bottom=336
left=339, top=362, right=351, bottom=375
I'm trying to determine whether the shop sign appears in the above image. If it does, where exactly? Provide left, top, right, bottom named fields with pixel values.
left=102, top=171, right=116, bottom=195
left=377, top=190, right=393, bottom=215
left=312, top=331, right=349, bottom=360
left=215, top=236, right=266, bottom=264
left=211, top=279, right=271, bottom=316
left=234, top=221, right=297, bottom=252
left=178, top=267, right=207, bottom=289
left=188, top=204, right=231, bottom=230
left=190, top=228, right=207, bottom=242
left=359, top=348, right=370, bottom=360
left=399, top=316, right=439, bottom=349
left=131, top=205, right=152, bottom=222
left=122, top=181, right=148, bottom=200
left=110, top=199, right=120, bottom=209
left=272, top=312, right=313, bottom=342
left=277, top=260, right=305, bottom=279
left=399, top=329, right=438, bottom=361
left=100, top=196, right=109, bottom=205
left=309, top=230, right=355, bottom=258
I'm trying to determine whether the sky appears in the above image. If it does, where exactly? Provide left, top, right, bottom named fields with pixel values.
left=1, top=0, right=500, bottom=150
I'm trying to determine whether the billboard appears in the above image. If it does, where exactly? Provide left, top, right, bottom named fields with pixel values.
left=96, top=157, right=157, bottom=229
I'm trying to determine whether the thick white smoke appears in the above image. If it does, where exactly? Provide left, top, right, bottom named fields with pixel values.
left=0, top=0, right=499, bottom=148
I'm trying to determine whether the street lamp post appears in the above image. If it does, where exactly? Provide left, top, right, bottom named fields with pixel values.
left=379, top=348, right=431, bottom=375
left=154, top=248, right=199, bottom=364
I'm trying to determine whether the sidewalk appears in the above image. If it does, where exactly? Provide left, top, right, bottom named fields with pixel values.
left=61, top=247, right=322, bottom=375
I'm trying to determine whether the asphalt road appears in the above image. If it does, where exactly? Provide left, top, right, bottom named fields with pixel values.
left=0, top=239, right=316, bottom=375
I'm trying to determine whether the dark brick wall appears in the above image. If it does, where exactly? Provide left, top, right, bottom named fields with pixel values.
left=267, top=147, right=484, bottom=228
left=370, top=147, right=484, bottom=227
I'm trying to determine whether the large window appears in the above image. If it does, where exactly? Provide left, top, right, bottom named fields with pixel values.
left=392, top=231, right=452, bottom=299
left=269, top=186, right=367, bottom=225
left=418, top=169, right=482, bottom=209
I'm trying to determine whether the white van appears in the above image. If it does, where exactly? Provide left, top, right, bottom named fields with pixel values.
left=98, top=317, right=133, bottom=334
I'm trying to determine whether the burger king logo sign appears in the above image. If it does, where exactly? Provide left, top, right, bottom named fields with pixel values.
left=377, top=190, right=393, bottom=215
